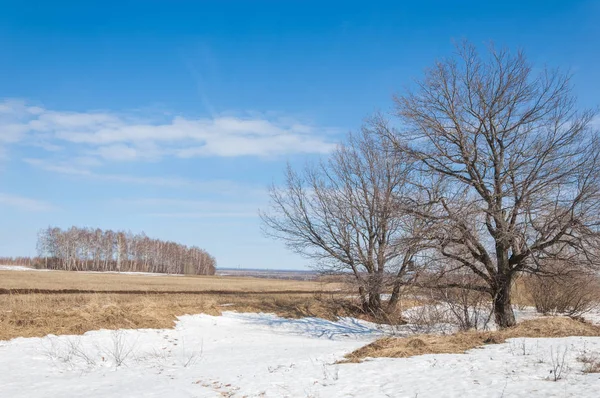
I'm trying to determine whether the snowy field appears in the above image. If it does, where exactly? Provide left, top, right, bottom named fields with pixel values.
left=2, top=311, right=600, bottom=397
left=0, top=265, right=180, bottom=276
left=0, top=265, right=51, bottom=272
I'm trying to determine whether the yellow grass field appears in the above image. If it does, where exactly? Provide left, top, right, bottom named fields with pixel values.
left=0, top=270, right=346, bottom=341
left=0, top=269, right=334, bottom=293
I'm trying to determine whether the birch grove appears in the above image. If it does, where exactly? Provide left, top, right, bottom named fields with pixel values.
left=35, top=226, right=216, bottom=275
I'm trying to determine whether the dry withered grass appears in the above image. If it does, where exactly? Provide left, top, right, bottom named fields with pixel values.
left=343, top=317, right=600, bottom=362
left=0, top=269, right=352, bottom=341
left=0, top=270, right=428, bottom=341
left=0, top=292, right=357, bottom=341
left=510, top=276, right=535, bottom=308
left=578, top=351, right=600, bottom=373
left=0, top=269, right=336, bottom=293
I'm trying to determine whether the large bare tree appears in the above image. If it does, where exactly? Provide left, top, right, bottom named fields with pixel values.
left=261, top=118, right=422, bottom=314
left=386, top=42, right=600, bottom=328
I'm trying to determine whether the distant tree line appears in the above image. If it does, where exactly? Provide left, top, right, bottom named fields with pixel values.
left=0, top=257, right=38, bottom=267
left=36, top=226, right=216, bottom=275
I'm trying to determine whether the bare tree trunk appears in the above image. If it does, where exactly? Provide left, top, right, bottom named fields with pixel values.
left=367, top=292, right=382, bottom=314
left=388, top=281, right=401, bottom=310
left=358, top=286, right=369, bottom=312
left=492, top=275, right=516, bottom=328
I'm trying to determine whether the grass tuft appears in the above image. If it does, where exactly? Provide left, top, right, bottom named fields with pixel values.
left=343, top=317, right=600, bottom=362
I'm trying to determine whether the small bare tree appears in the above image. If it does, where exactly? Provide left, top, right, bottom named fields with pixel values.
left=385, top=42, right=600, bottom=328
left=261, top=117, right=422, bottom=315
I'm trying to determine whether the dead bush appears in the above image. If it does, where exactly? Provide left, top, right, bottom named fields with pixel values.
left=413, top=272, right=493, bottom=332
left=577, top=350, right=600, bottom=373
left=526, top=268, right=600, bottom=316
left=434, top=284, right=493, bottom=331
left=404, top=301, right=454, bottom=334
left=511, top=276, right=534, bottom=309
left=344, top=317, right=600, bottom=361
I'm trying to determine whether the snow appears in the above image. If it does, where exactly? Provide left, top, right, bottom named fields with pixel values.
left=0, top=265, right=180, bottom=276
left=2, top=311, right=600, bottom=397
left=583, top=309, right=600, bottom=325
left=78, top=270, right=184, bottom=277
left=0, top=265, right=50, bottom=272
left=400, top=303, right=541, bottom=334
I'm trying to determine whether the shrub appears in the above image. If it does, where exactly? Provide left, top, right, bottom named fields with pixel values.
left=434, top=285, right=493, bottom=331
left=526, top=267, right=600, bottom=316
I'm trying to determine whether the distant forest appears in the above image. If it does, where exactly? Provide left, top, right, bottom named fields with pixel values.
left=2, top=226, right=216, bottom=275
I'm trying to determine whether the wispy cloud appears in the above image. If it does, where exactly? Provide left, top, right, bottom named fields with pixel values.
left=25, top=158, right=268, bottom=196
left=24, top=158, right=95, bottom=176
left=115, top=196, right=264, bottom=220
left=0, top=193, right=56, bottom=212
left=1, top=99, right=339, bottom=164
left=115, top=196, right=265, bottom=207
left=146, top=212, right=258, bottom=218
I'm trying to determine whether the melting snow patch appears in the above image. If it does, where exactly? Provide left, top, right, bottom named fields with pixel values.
left=0, top=265, right=50, bottom=272
left=1, top=312, right=600, bottom=397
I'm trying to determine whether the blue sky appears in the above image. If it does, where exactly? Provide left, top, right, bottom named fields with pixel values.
left=0, top=0, right=598, bottom=269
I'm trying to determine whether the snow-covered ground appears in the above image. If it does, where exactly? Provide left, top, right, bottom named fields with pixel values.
left=2, top=311, right=600, bottom=397
left=401, top=303, right=541, bottom=333
left=0, top=265, right=51, bottom=272
left=0, top=264, right=181, bottom=276
left=584, top=309, right=600, bottom=325
left=78, top=270, right=184, bottom=277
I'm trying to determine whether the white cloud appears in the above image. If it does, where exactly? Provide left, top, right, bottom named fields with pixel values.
left=114, top=196, right=264, bottom=220
left=97, top=173, right=195, bottom=187
left=94, top=144, right=144, bottom=161
left=24, top=158, right=267, bottom=194
left=31, top=141, right=64, bottom=152
left=0, top=123, right=29, bottom=143
left=0, top=99, right=339, bottom=162
left=117, top=197, right=262, bottom=207
left=176, top=133, right=334, bottom=158
left=117, top=195, right=265, bottom=209
left=23, top=158, right=93, bottom=176
left=24, top=158, right=194, bottom=187
left=120, top=197, right=263, bottom=219
left=0, top=193, right=56, bottom=212
left=146, top=212, right=257, bottom=218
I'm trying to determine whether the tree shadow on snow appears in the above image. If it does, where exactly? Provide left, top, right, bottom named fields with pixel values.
left=228, top=313, right=385, bottom=340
